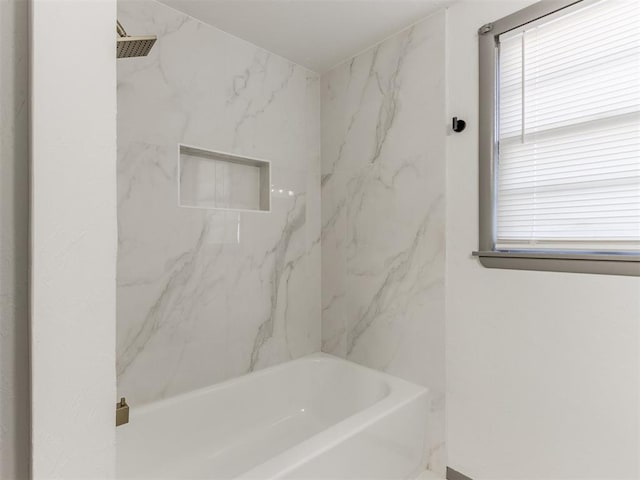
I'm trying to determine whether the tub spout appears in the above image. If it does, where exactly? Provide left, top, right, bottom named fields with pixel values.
left=116, top=397, right=129, bottom=427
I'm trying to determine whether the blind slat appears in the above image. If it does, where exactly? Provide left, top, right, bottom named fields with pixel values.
left=496, top=0, right=640, bottom=252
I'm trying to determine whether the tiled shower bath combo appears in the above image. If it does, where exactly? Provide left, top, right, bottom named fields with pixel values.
left=116, top=0, right=445, bottom=477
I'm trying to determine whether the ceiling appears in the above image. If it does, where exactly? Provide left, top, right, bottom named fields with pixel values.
left=158, top=0, right=452, bottom=73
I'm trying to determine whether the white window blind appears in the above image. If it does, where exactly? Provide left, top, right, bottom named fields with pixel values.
left=496, top=0, right=640, bottom=253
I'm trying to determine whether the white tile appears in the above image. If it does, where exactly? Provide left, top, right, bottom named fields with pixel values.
left=117, top=0, right=321, bottom=406
left=320, top=11, right=447, bottom=475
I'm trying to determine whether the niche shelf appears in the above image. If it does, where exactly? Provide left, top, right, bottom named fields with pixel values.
left=179, top=144, right=271, bottom=213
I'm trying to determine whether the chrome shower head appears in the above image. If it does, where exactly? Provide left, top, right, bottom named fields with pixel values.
left=117, top=21, right=156, bottom=58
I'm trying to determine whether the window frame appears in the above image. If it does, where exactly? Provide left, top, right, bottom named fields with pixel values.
left=476, top=0, right=640, bottom=276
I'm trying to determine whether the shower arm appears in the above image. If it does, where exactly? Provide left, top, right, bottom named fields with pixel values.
left=117, top=20, right=128, bottom=38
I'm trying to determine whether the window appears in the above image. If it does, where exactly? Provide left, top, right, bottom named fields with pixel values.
left=477, top=0, right=640, bottom=276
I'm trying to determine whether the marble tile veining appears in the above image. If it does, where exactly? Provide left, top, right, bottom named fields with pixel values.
left=118, top=0, right=445, bottom=472
left=320, top=11, right=447, bottom=475
left=117, top=0, right=320, bottom=406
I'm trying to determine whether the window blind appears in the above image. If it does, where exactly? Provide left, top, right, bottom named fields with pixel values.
left=496, top=0, right=640, bottom=253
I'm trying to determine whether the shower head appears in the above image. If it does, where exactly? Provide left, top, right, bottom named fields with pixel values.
left=117, top=21, right=156, bottom=58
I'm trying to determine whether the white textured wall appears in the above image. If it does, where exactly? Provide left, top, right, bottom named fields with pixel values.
left=320, top=11, right=447, bottom=475
left=116, top=0, right=321, bottom=406
left=0, top=0, right=30, bottom=477
left=30, top=0, right=117, bottom=477
left=445, top=2, right=640, bottom=479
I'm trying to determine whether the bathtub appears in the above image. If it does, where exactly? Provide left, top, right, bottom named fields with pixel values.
left=117, top=353, right=429, bottom=479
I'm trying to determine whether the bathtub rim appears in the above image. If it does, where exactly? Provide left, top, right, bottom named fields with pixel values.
left=117, top=353, right=429, bottom=478
left=122, top=353, right=427, bottom=418
left=242, top=361, right=429, bottom=478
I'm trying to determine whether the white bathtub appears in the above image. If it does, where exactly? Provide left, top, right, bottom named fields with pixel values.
left=117, top=353, right=429, bottom=479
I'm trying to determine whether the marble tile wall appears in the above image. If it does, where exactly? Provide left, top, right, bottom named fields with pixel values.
left=118, top=1, right=446, bottom=471
left=117, top=0, right=321, bottom=405
left=320, top=11, right=447, bottom=474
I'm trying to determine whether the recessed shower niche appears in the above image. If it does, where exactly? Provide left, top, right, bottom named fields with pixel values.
left=179, top=144, right=271, bottom=212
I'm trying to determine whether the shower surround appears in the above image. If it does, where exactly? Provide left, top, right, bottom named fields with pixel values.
left=320, top=11, right=447, bottom=472
left=116, top=0, right=320, bottom=405
left=117, top=0, right=445, bottom=474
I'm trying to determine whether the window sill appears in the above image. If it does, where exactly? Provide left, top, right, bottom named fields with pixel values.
left=473, top=251, right=640, bottom=277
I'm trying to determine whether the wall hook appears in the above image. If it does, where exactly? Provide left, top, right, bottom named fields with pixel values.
left=452, top=117, right=466, bottom=133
